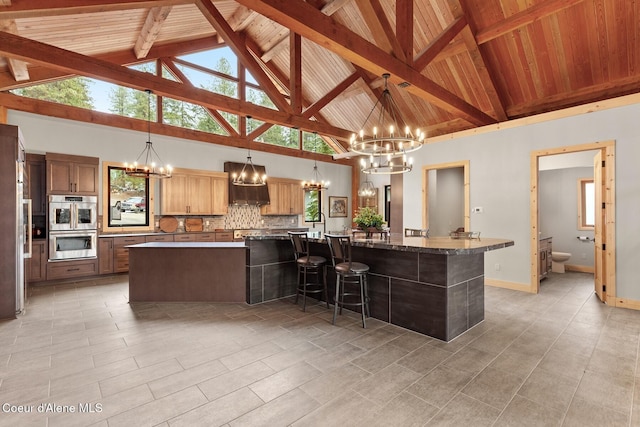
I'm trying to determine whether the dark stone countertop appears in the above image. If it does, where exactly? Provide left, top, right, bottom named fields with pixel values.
left=244, top=233, right=514, bottom=255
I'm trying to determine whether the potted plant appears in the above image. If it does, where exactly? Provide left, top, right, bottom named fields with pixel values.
left=353, top=207, right=385, bottom=234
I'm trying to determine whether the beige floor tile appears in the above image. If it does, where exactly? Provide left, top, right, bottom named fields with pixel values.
left=357, top=391, right=438, bottom=427
left=198, top=360, right=275, bottom=401
left=563, top=397, right=629, bottom=427
left=219, top=341, right=284, bottom=371
left=351, top=341, right=409, bottom=373
left=306, top=342, right=366, bottom=373
left=574, top=370, right=634, bottom=415
left=537, top=347, right=591, bottom=381
left=407, top=365, right=474, bottom=409
left=461, top=366, right=524, bottom=410
left=396, top=343, right=452, bottom=374
left=427, top=393, right=501, bottom=427
left=249, top=361, right=322, bottom=402
left=148, top=358, right=228, bottom=399
left=230, top=388, right=320, bottom=427
left=291, top=390, right=373, bottom=427
left=299, top=363, right=371, bottom=404
left=357, top=363, right=422, bottom=405
left=99, top=358, right=184, bottom=397
left=261, top=341, right=326, bottom=372
left=517, top=366, right=579, bottom=412
left=441, top=346, right=495, bottom=375
left=494, top=394, right=565, bottom=426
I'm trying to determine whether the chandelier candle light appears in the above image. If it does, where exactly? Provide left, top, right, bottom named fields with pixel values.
left=350, top=73, right=425, bottom=174
left=232, top=139, right=266, bottom=187
left=125, top=89, right=173, bottom=179
left=302, top=161, right=330, bottom=190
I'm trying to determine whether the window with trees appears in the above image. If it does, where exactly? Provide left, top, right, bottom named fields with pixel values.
left=304, top=190, right=322, bottom=223
left=578, top=178, right=595, bottom=230
left=104, top=164, right=153, bottom=231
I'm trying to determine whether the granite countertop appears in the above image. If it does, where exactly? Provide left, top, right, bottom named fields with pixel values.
left=245, top=233, right=514, bottom=255
left=99, top=230, right=233, bottom=238
left=128, top=242, right=246, bottom=249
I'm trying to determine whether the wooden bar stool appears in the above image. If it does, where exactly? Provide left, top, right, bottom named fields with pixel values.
left=325, top=234, right=370, bottom=328
left=288, top=231, right=329, bottom=311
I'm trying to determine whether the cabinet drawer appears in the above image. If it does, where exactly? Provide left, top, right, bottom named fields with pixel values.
left=174, top=234, right=197, bottom=242
left=216, top=232, right=233, bottom=242
left=113, top=236, right=146, bottom=246
left=196, top=233, right=216, bottom=242
left=47, top=259, right=98, bottom=280
left=146, top=234, right=174, bottom=242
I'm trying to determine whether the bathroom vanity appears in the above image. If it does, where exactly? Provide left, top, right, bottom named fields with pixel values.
left=539, top=237, right=553, bottom=280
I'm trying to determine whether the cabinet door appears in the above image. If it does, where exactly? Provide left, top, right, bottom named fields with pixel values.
left=113, top=236, right=145, bottom=272
left=47, top=160, right=74, bottom=194
left=289, top=183, right=303, bottom=214
left=260, top=182, right=280, bottom=215
left=98, top=238, right=114, bottom=275
left=278, top=182, right=292, bottom=214
left=74, top=162, right=99, bottom=195
left=174, top=234, right=196, bottom=242
left=26, top=155, right=46, bottom=215
left=161, top=174, right=189, bottom=214
left=212, top=176, right=228, bottom=215
left=187, top=175, right=213, bottom=214
left=27, top=241, right=46, bottom=282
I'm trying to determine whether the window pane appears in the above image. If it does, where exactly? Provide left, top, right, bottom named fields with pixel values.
left=304, top=190, right=321, bottom=222
left=584, top=181, right=595, bottom=226
left=108, top=167, right=149, bottom=227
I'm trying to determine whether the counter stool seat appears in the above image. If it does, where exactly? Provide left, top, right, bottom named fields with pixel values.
left=325, top=234, right=370, bottom=328
left=289, top=232, right=329, bottom=312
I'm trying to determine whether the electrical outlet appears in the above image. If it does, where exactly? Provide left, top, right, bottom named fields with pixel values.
left=179, top=221, right=184, bottom=226
left=494, top=263, right=501, bottom=271
left=472, top=207, right=484, bottom=213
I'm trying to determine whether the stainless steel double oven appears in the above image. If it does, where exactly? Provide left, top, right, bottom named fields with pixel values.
left=48, top=195, right=98, bottom=261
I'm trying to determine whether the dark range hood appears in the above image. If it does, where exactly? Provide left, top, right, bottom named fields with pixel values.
left=224, top=162, right=270, bottom=206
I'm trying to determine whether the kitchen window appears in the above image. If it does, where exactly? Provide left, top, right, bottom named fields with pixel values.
left=102, top=162, right=155, bottom=232
left=303, top=189, right=322, bottom=223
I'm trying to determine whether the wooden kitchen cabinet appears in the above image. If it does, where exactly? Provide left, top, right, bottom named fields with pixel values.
left=98, top=237, right=114, bottom=275
left=47, top=259, right=98, bottom=280
left=196, top=233, right=216, bottom=242
left=113, top=236, right=145, bottom=273
left=27, top=240, right=47, bottom=282
left=161, top=169, right=228, bottom=215
left=261, top=178, right=303, bottom=215
left=539, top=237, right=552, bottom=280
left=46, top=152, right=99, bottom=195
left=215, top=231, right=233, bottom=242
left=174, top=234, right=197, bottom=242
left=26, top=153, right=46, bottom=215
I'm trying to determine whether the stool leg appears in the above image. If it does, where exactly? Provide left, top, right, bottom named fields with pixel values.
left=322, top=265, right=329, bottom=309
left=359, top=274, right=366, bottom=328
left=302, top=266, right=308, bottom=312
left=295, top=265, right=301, bottom=305
left=364, top=274, right=370, bottom=318
left=332, top=274, right=341, bottom=325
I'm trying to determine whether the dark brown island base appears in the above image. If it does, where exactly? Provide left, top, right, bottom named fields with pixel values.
left=128, top=242, right=247, bottom=303
left=245, top=235, right=514, bottom=342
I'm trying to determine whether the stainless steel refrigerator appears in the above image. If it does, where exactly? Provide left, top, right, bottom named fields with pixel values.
left=0, top=123, right=31, bottom=319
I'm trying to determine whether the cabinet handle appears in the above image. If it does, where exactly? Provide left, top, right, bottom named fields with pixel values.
left=67, top=268, right=80, bottom=272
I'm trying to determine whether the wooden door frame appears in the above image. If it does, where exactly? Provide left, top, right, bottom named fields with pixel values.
left=530, top=141, right=616, bottom=297
left=422, top=160, right=470, bottom=233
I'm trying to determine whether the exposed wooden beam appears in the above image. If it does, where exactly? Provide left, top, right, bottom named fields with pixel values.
left=234, top=0, right=495, bottom=127
left=354, top=0, right=404, bottom=61
left=133, top=6, right=172, bottom=59
left=194, top=0, right=292, bottom=113
left=0, top=31, right=353, bottom=140
left=260, top=0, right=352, bottom=63
left=0, top=0, right=192, bottom=20
left=413, top=16, right=467, bottom=72
left=475, top=0, right=586, bottom=45
left=0, top=92, right=351, bottom=164
left=0, top=19, right=29, bottom=81
left=290, top=32, right=302, bottom=114
left=225, top=5, right=258, bottom=32
left=396, top=0, right=413, bottom=64
left=162, top=58, right=240, bottom=137
left=0, top=36, right=226, bottom=91
left=303, top=72, right=360, bottom=118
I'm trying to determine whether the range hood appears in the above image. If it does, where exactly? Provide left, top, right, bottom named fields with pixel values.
left=224, top=162, right=270, bottom=206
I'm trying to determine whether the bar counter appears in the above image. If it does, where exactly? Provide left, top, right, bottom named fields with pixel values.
left=246, top=234, right=514, bottom=341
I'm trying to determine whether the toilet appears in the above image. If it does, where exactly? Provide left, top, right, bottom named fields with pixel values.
left=551, top=252, right=571, bottom=273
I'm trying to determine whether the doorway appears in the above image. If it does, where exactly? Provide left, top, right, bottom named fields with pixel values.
left=530, top=141, right=615, bottom=301
left=422, top=161, right=470, bottom=234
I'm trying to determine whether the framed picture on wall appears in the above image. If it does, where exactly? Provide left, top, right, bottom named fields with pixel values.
left=329, top=196, right=348, bottom=217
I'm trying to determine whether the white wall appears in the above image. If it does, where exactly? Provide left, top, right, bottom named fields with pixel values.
left=8, top=111, right=354, bottom=233
left=404, top=100, right=640, bottom=299
left=427, top=167, right=465, bottom=236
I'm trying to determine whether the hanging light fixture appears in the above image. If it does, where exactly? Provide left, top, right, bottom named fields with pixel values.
left=125, top=89, right=172, bottom=179
left=358, top=178, right=375, bottom=197
left=350, top=73, right=425, bottom=174
left=302, top=133, right=330, bottom=190
left=232, top=134, right=266, bottom=187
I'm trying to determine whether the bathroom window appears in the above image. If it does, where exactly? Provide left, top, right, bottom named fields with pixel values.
left=578, top=178, right=595, bottom=230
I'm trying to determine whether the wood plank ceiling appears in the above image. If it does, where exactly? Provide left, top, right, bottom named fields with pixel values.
left=0, top=0, right=638, bottom=157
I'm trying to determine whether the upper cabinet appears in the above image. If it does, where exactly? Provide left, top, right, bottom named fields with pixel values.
left=46, top=153, right=99, bottom=195
left=160, top=168, right=227, bottom=215
left=261, top=178, right=303, bottom=215
left=26, top=153, right=46, bottom=215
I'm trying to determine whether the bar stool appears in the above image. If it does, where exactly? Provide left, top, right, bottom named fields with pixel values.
left=288, top=231, right=329, bottom=311
left=325, top=234, right=370, bottom=328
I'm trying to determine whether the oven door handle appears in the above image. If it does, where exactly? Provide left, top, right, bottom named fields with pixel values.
left=24, top=199, right=32, bottom=259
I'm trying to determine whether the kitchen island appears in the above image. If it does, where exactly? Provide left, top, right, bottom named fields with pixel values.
left=128, top=242, right=246, bottom=303
left=246, top=234, right=514, bottom=341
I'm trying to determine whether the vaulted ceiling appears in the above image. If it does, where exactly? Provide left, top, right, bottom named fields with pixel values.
left=0, top=0, right=638, bottom=158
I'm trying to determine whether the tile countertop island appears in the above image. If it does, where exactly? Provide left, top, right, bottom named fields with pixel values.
left=245, top=234, right=514, bottom=341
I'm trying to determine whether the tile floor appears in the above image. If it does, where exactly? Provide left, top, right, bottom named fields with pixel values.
left=1, top=272, right=640, bottom=426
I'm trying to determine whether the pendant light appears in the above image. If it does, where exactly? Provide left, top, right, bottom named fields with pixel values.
left=125, top=89, right=172, bottom=178
left=232, top=137, right=266, bottom=187
left=302, top=133, right=330, bottom=190
left=350, top=73, right=425, bottom=174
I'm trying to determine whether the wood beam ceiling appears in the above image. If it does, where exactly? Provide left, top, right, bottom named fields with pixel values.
left=233, top=0, right=495, bottom=127
left=133, top=6, right=173, bottom=59
left=0, top=31, right=353, bottom=141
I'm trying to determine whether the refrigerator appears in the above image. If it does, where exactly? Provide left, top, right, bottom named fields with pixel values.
left=0, top=124, right=31, bottom=319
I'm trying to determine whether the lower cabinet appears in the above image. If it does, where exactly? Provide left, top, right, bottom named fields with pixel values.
left=47, top=259, right=98, bottom=281
left=114, top=236, right=145, bottom=273
left=196, top=233, right=216, bottom=242
left=27, top=240, right=47, bottom=282
left=98, top=238, right=114, bottom=275
left=215, top=232, right=233, bottom=242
